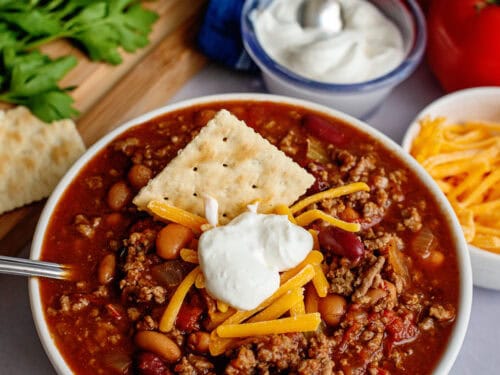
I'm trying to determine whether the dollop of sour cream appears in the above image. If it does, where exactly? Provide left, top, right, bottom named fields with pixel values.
left=251, top=0, right=405, bottom=84
left=198, top=211, right=313, bottom=310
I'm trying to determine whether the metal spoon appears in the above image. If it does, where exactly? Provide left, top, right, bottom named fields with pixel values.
left=0, top=255, right=73, bottom=280
left=297, top=0, right=344, bottom=33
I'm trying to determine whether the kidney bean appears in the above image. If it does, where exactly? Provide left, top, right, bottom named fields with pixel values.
left=303, top=114, right=346, bottom=146
left=318, top=226, right=365, bottom=261
left=135, top=352, right=170, bottom=375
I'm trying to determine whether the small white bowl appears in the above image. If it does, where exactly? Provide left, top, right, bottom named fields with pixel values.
left=402, top=86, right=500, bottom=290
left=241, top=0, right=426, bottom=119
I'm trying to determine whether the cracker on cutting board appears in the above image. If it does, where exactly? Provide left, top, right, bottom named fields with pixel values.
left=133, top=109, right=315, bottom=224
left=0, top=106, right=85, bottom=215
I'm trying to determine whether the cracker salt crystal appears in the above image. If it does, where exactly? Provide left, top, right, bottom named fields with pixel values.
left=133, top=109, right=315, bottom=223
left=0, top=106, right=85, bottom=215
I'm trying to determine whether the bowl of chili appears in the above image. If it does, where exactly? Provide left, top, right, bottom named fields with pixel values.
left=29, top=94, right=472, bottom=374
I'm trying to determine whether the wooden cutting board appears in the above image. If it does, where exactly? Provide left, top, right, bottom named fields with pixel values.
left=0, top=0, right=208, bottom=255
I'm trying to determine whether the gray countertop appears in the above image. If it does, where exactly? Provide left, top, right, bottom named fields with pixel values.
left=1, top=62, right=499, bottom=374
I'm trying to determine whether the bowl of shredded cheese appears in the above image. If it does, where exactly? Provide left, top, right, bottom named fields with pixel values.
left=402, top=86, right=500, bottom=290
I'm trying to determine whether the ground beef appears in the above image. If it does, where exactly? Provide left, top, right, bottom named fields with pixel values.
left=254, top=333, right=307, bottom=372
left=74, top=214, right=101, bottom=239
left=349, top=155, right=376, bottom=182
left=136, top=315, right=158, bottom=331
left=58, top=294, right=90, bottom=313
left=225, top=347, right=257, bottom=375
left=363, top=233, right=402, bottom=252
left=429, top=304, right=456, bottom=322
left=362, top=202, right=385, bottom=222
left=331, top=149, right=356, bottom=173
left=114, top=137, right=140, bottom=156
left=327, top=260, right=356, bottom=296
left=119, top=229, right=167, bottom=304
left=297, top=358, right=334, bottom=375
left=401, top=207, right=423, bottom=232
left=352, top=257, right=386, bottom=302
left=85, top=175, right=104, bottom=190
left=279, top=128, right=302, bottom=157
left=226, top=333, right=338, bottom=375
left=174, top=354, right=215, bottom=374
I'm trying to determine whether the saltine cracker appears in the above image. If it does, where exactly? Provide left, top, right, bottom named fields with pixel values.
left=134, top=109, right=315, bottom=223
left=0, top=107, right=85, bottom=214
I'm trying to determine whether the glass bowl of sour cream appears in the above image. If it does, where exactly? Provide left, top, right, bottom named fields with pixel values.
left=241, top=0, right=426, bottom=119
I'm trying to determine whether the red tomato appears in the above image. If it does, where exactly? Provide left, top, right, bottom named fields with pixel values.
left=426, top=0, right=500, bottom=92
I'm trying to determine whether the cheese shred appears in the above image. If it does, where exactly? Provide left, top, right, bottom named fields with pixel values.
left=290, top=182, right=370, bottom=214
left=148, top=200, right=208, bottom=234
left=159, top=267, right=200, bottom=332
left=216, top=313, right=321, bottom=338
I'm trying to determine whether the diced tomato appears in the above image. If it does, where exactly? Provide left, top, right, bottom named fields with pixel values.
left=175, top=304, right=203, bottom=332
left=384, top=310, right=419, bottom=351
left=339, top=322, right=362, bottom=353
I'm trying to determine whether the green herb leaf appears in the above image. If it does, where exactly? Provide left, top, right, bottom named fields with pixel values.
left=66, top=1, right=159, bottom=64
left=0, top=10, right=63, bottom=37
left=0, top=47, right=78, bottom=122
left=0, top=0, right=159, bottom=121
left=10, top=55, right=77, bottom=96
left=26, top=90, right=79, bottom=122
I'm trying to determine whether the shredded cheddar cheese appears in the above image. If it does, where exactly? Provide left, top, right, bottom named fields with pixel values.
left=290, top=300, right=306, bottom=316
left=280, top=250, right=323, bottom=284
left=312, top=264, right=329, bottom=298
left=290, top=182, right=370, bottom=214
left=195, top=272, right=205, bottom=289
left=159, top=267, right=200, bottom=332
left=208, top=265, right=316, bottom=356
left=148, top=200, right=208, bottom=234
left=410, top=117, right=500, bottom=253
left=275, top=203, right=297, bottom=224
left=216, top=313, right=321, bottom=338
left=223, top=265, right=315, bottom=326
left=217, top=300, right=229, bottom=313
left=295, top=209, right=361, bottom=232
left=180, top=248, right=199, bottom=263
left=248, top=288, right=303, bottom=323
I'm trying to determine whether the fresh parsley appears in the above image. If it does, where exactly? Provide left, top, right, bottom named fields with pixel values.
left=0, top=0, right=158, bottom=122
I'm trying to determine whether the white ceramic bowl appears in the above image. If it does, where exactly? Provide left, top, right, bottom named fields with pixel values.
left=241, top=0, right=426, bottom=119
left=402, top=86, right=500, bottom=290
left=30, top=94, right=471, bottom=374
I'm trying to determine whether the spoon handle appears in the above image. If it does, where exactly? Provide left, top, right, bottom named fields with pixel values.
left=0, top=255, right=71, bottom=280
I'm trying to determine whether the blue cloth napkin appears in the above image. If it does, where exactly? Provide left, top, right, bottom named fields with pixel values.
left=197, top=0, right=257, bottom=71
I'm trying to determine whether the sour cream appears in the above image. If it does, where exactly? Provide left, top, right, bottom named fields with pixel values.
left=198, top=211, right=313, bottom=310
left=251, top=0, right=405, bottom=84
